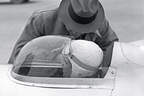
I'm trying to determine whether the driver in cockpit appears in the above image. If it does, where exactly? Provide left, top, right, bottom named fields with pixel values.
left=13, top=36, right=108, bottom=78
left=13, top=35, right=144, bottom=78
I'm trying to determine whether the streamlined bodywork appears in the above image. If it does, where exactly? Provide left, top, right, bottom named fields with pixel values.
left=0, top=40, right=144, bottom=96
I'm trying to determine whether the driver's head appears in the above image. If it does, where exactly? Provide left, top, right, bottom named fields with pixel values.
left=63, top=40, right=103, bottom=78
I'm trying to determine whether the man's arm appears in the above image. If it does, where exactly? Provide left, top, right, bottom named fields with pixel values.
left=97, top=20, right=119, bottom=78
left=8, top=12, right=45, bottom=64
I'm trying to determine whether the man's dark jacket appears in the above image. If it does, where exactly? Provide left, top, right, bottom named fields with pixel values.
left=8, top=1, right=119, bottom=68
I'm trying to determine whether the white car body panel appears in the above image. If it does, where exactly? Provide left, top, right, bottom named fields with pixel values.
left=0, top=65, right=113, bottom=96
left=0, top=40, right=144, bottom=96
left=110, top=42, right=144, bottom=96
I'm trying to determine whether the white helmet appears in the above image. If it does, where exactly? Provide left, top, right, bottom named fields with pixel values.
left=62, top=40, right=103, bottom=78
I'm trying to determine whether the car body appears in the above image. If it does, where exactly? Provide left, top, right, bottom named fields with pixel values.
left=0, top=40, right=144, bottom=96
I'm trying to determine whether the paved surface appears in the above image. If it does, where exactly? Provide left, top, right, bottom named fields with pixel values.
left=0, top=0, right=144, bottom=63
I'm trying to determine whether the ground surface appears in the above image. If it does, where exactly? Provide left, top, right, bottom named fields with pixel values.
left=0, top=0, right=144, bottom=63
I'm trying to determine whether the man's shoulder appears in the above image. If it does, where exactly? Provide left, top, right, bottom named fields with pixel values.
left=31, top=8, right=58, bottom=21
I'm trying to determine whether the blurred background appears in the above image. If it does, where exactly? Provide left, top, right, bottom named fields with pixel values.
left=0, top=0, right=144, bottom=64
